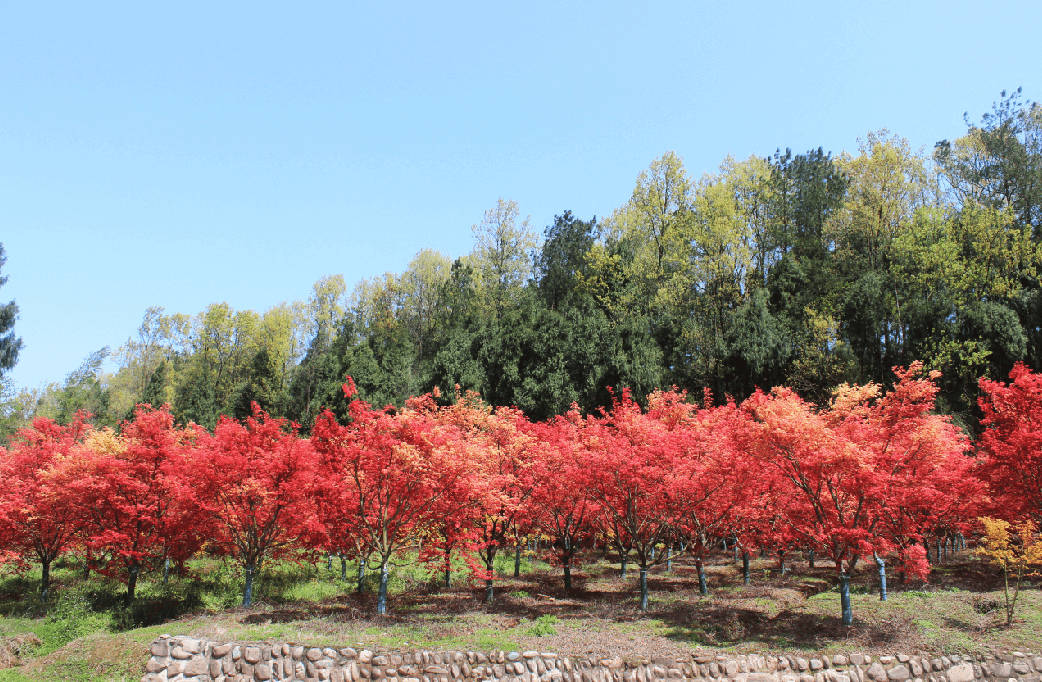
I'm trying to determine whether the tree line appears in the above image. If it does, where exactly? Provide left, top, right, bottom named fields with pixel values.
left=1, top=361, right=1040, bottom=626
left=2, top=90, right=1041, bottom=438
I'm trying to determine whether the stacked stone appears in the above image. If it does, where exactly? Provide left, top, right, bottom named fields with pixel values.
left=140, top=638, right=1041, bottom=682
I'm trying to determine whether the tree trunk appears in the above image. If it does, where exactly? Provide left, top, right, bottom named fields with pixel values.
left=742, top=552, right=750, bottom=586
left=377, top=562, right=389, bottom=615
left=242, top=562, right=255, bottom=607
left=563, top=560, right=572, bottom=591
left=514, top=543, right=522, bottom=578
left=340, top=555, right=347, bottom=581
left=696, top=559, right=708, bottom=596
left=874, top=553, right=887, bottom=602
left=40, top=557, right=51, bottom=599
left=126, top=563, right=140, bottom=609
left=357, top=557, right=366, bottom=593
left=839, top=573, right=852, bottom=626
left=639, top=567, right=649, bottom=610
left=809, top=549, right=815, bottom=568
left=620, top=554, right=627, bottom=579
left=667, top=546, right=673, bottom=572
left=163, top=558, right=170, bottom=584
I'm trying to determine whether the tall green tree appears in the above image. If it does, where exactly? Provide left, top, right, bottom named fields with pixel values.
left=0, top=244, right=23, bottom=377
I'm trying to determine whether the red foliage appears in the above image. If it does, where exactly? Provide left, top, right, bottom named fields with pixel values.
left=0, top=413, right=92, bottom=594
left=978, top=362, right=1042, bottom=525
left=197, top=404, right=321, bottom=604
left=58, top=405, right=206, bottom=604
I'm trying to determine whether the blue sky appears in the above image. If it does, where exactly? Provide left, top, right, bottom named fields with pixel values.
left=2, top=0, right=1041, bottom=390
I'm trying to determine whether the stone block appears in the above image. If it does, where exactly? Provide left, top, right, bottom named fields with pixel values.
left=886, top=666, right=910, bottom=681
left=947, top=665, right=973, bottom=682
left=255, top=662, right=272, bottom=680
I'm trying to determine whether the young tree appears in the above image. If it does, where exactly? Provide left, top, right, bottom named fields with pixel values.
left=525, top=411, right=597, bottom=592
left=61, top=405, right=205, bottom=607
left=978, top=363, right=1042, bottom=525
left=311, top=379, right=480, bottom=614
left=0, top=413, right=92, bottom=597
left=198, top=405, right=321, bottom=606
left=976, top=516, right=1042, bottom=627
left=579, top=388, right=693, bottom=610
left=438, top=392, right=537, bottom=603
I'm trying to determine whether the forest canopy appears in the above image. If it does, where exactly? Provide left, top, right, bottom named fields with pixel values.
left=4, top=89, right=1041, bottom=438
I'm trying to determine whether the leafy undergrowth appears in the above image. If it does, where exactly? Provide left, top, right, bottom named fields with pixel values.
left=1, top=550, right=1040, bottom=682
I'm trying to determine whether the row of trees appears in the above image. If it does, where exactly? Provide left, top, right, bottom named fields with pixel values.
left=3, top=90, right=1041, bottom=439
left=2, top=362, right=1039, bottom=624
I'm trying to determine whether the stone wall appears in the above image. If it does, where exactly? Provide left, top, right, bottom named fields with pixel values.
left=141, top=636, right=1042, bottom=682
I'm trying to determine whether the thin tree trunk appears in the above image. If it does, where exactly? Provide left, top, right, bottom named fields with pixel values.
left=839, top=573, right=852, bottom=626
left=126, top=563, right=140, bottom=609
left=639, top=567, right=649, bottom=610
left=742, top=552, right=750, bottom=586
left=357, top=557, right=366, bottom=593
left=40, top=557, right=51, bottom=599
left=377, top=561, right=389, bottom=615
left=242, top=562, right=255, bottom=607
left=874, top=553, right=887, bottom=602
left=514, top=543, right=522, bottom=578
left=696, top=559, right=708, bottom=596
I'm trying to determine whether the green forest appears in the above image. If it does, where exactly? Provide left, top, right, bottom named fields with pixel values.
left=4, top=89, right=1041, bottom=438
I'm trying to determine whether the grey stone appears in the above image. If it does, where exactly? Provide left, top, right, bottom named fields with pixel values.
left=851, top=657, right=865, bottom=667
left=811, top=661, right=824, bottom=672
left=992, top=663, right=1012, bottom=679
left=833, top=657, right=849, bottom=668
left=1014, top=662, right=1032, bottom=675
left=798, top=661, right=810, bottom=672
left=866, top=663, right=887, bottom=682
left=946, top=665, right=973, bottom=682
left=245, top=647, right=262, bottom=664
left=255, top=662, right=272, bottom=680
left=886, top=666, right=910, bottom=681
left=170, top=646, right=191, bottom=660
left=212, top=643, right=232, bottom=658
left=179, top=638, right=202, bottom=654
left=150, top=641, right=169, bottom=657
left=509, top=653, right=522, bottom=662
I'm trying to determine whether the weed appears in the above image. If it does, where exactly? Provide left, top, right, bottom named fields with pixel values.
left=527, top=614, right=559, bottom=637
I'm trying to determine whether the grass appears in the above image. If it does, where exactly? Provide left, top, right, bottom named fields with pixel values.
left=0, top=548, right=1040, bottom=681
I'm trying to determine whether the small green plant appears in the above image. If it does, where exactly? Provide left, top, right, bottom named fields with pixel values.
left=509, top=590, right=529, bottom=599
left=527, top=614, right=559, bottom=637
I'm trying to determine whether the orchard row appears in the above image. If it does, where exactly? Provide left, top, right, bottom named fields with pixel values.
left=2, top=362, right=1040, bottom=624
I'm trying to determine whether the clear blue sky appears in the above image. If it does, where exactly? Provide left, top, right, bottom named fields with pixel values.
left=3, top=0, right=1040, bottom=390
